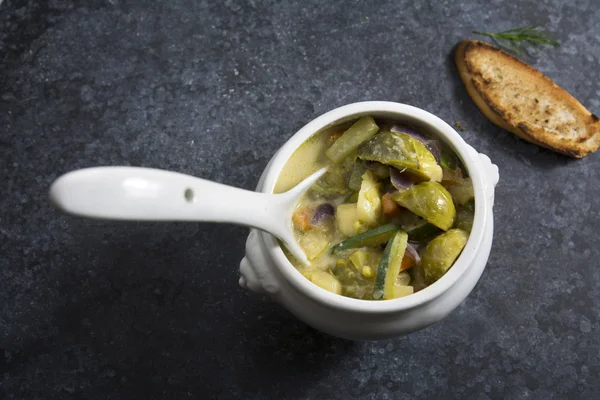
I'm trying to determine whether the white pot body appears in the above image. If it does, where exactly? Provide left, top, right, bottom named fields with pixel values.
left=239, top=102, right=499, bottom=340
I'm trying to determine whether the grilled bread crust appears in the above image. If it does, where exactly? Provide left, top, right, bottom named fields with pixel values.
left=455, top=40, right=600, bottom=158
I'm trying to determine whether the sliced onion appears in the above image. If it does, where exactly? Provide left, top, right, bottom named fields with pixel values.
left=408, top=241, right=421, bottom=250
left=405, top=243, right=421, bottom=266
left=390, top=167, right=414, bottom=190
left=312, top=203, right=335, bottom=224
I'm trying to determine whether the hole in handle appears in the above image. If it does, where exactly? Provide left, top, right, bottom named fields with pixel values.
left=184, top=188, right=195, bottom=203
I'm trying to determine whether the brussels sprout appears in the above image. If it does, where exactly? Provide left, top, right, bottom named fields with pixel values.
left=356, top=131, right=442, bottom=182
left=420, top=229, right=468, bottom=284
left=392, top=181, right=456, bottom=231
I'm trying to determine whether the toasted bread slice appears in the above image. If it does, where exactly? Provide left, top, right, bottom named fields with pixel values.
left=455, top=40, right=600, bottom=158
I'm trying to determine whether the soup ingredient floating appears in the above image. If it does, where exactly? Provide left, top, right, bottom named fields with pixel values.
left=283, top=116, right=474, bottom=300
left=455, top=40, right=600, bottom=158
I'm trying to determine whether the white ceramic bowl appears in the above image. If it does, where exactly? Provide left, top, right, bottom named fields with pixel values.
left=239, top=101, right=499, bottom=340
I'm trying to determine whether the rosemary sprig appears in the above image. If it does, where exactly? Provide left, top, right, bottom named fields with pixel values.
left=473, top=26, right=559, bottom=55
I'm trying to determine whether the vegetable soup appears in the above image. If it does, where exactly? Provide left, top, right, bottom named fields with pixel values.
left=276, top=116, right=474, bottom=300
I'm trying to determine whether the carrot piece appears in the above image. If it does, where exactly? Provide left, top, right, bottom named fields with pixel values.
left=399, top=251, right=415, bottom=271
left=292, top=208, right=312, bottom=232
left=382, top=193, right=400, bottom=216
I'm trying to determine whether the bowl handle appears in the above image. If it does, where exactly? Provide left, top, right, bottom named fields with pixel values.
left=239, top=229, right=281, bottom=298
left=466, top=146, right=499, bottom=205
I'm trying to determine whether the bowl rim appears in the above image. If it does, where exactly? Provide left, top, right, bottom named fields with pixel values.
left=259, top=101, right=488, bottom=313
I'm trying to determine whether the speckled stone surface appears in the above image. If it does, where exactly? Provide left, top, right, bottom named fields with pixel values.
left=1, top=0, right=599, bottom=398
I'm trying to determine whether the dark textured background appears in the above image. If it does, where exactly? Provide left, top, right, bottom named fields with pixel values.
left=1, top=0, right=599, bottom=399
